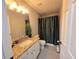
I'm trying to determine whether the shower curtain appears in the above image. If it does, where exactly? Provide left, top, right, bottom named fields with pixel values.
left=38, top=16, right=59, bottom=45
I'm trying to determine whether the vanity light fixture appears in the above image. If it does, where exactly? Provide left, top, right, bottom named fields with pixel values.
left=25, top=9, right=29, bottom=14
left=22, top=10, right=26, bottom=14
left=22, top=9, right=29, bottom=14
left=6, top=0, right=29, bottom=14
left=16, top=6, right=29, bottom=14
left=9, top=2, right=17, bottom=10
left=16, top=6, right=22, bottom=13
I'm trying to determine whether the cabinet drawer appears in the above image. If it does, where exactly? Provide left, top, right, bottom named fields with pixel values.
left=28, top=42, right=40, bottom=53
left=33, top=46, right=40, bottom=59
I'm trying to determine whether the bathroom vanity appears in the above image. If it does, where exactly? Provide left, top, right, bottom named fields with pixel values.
left=13, top=35, right=40, bottom=59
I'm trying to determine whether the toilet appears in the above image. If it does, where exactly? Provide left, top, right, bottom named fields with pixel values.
left=39, top=40, right=46, bottom=50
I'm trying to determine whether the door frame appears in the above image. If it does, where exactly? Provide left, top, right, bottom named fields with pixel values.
left=2, top=0, right=13, bottom=59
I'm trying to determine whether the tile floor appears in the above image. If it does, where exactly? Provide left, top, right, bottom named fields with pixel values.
left=37, top=45, right=60, bottom=59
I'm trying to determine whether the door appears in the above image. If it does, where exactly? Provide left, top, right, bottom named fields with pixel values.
left=60, top=0, right=76, bottom=59
left=2, top=0, right=13, bottom=59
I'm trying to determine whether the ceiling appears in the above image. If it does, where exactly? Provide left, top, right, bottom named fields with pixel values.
left=23, top=0, right=62, bottom=16
left=6, top=0, right=62, bottom=16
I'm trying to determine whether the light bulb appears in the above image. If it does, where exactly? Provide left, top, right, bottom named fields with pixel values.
left=22, top=11, right=26, bottom=14
left=9, top=2, right=17, bottom=10
left=16, top=6, right=22, bottom=12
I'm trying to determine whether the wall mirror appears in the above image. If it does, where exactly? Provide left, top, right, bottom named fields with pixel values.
left=7, top=8, right=32, bottom=46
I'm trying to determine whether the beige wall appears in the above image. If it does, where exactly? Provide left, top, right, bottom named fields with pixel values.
left=8, top=5, right=40, bottom=41
left=8, top=10, right=27, bottom=41
left=41, top=13, right=59, bottom=17
left=23, top=5, right=40, bottom=36
left=59, top=0, right=69, bottom=43
left=29, top=9, right=39, bottom=36
left=14, top=1, right=40, bottom=36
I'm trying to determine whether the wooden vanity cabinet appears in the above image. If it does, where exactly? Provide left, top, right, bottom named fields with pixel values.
left=18, top=41, right=40, bottom=59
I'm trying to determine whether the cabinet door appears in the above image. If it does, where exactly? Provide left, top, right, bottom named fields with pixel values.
left=19, top=42, right=40, bottom=59
left=28, top=52, right=33, bottom=59
left=33, top=45, right=40, bottom=59
left=19, top=51, right=28, bottom=59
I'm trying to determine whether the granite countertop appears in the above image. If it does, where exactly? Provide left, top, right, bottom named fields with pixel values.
left=13, top=35, right=39, bottom=59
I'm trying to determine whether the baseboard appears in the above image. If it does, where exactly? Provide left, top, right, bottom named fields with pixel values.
left=46, top=43, right=55, bottom=47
